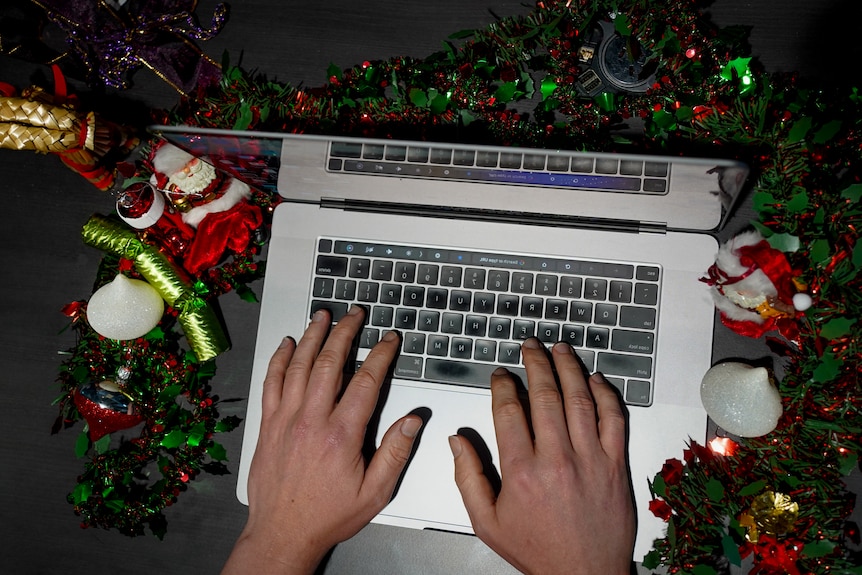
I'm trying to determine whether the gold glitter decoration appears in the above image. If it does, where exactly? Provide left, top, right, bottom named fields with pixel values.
left=738, top=490, right=799, bottom=542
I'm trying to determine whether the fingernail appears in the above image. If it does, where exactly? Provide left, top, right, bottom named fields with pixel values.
left=382, top=330, right=399, bottom=342
left=492, top=366, right=509, bottom=377
left=522, top=337, right=541, bottom=349
left=348, top=304, right=364, bottom=316
left=278, top=336, right=293, bottom=349
left=591, top=372, right=609, bottom=385
left=553, top=341, right=573, bottom=355
left=401, top=417, right=423, bottom=438
left=312, top=309, right=327, bottom=322
left=448, top=435, right=462, bottom=458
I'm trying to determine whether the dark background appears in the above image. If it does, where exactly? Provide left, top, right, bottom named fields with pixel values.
left=1, top=1, right=859, bottom=573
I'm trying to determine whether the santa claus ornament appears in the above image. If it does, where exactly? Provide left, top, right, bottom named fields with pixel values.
left=138, top=142, right=264, bottom=276
left=701, top=230, right=811, bottom=339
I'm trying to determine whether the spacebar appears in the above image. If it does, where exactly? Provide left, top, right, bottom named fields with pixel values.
left=424, top=359, right=527, bottom=389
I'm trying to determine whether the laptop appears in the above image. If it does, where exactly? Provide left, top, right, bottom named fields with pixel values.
left=151, top=125, right=748, bottom=560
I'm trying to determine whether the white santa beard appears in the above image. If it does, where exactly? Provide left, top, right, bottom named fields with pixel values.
left=167, top=161, right=218, bottom=195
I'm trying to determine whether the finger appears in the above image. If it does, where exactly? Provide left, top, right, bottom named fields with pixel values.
left=335, top=329, right=401, bottom=428
left=489, top=367, right=533, bottom=469
left=282, top=308, right=334, bottom=399
left=261, top=336, right=296, bottom=422
left=449, top=434, right=498, bottom=537
left=589, top=373, right=628, bottom=462
left=520, top=338, right=569, bottom=449
left=305, top=305, right=366, bottom=410
left=552, top=342, right=601, bottom=453
left=360, top=415, right=424, bottom=513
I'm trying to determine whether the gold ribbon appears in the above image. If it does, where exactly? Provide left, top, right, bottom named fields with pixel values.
left=81, top=214, right=230, bottom=361
left=0, top=95, right=82, bottom=152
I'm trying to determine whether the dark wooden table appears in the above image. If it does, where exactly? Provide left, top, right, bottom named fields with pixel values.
left=1, top=1, right=858, bottom=573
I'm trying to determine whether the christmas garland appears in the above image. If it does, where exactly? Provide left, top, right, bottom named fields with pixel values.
left=48, top=0, right=859, bottom=571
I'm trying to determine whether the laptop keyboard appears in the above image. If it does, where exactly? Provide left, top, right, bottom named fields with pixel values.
left=310, top=238, right=660, bottom=406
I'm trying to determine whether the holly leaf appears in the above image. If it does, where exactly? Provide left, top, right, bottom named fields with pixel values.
left=706, top=477, right=725, bottom=502
left=738, top=479, right=767, bottom=497
left=810, top=239, right=831, bottom=263
left=785, top=191, right=809, bottom=213
left=813, top=120, right=842, bottom=144
left=75, top=431, right=90, bottom=458
left=766, top=233, right=800, bottom=252
left=787, top=117, right=812, bottom=144
left=161, top=429, right=186, bottom=449
left=804, top=539, right=836, bottom=557
left=812, top=351, right=842, bottom=383
left=71, top=481, right=92, bottom=505
left=207, top=442, right=228, bottom=462
left=721, top=534, right=742, bottom=566
left=842, top=183, right=862, bottom=203
left=820, top=317, right=855, bottom=339
left=854, top=241, right=862, bottom=269
left=93, top=433, right=112, bottom=454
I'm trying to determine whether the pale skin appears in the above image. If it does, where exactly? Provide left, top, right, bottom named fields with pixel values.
left=222, top=306, right=635, bottom=574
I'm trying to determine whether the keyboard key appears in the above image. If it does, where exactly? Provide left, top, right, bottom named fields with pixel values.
left=465, top=315, right=487, bottom=337
left=380, top=284, right=402, bottom=304
left=597, top=353, right=652, bottom=378
left=349, top=258, right=371, bottom=278
left=372, top=260, right=393, bottom=280
left=570, top=157, right=593, bottom=172
left=316, top=255, right=348, bottom=276
left=425, top=358, right=526, bottom=389
left=535, top=274, right=558, bottom=296
left=537, top=322, right=560, bottom=343
left=370, top=306, right=394, bottom=327
left=626, top=380, right=652, bottom=406
left=586, top=326, right=610, bottom=348
left=634, top=283, right=659, bottom=305
left=570, top=301, right=592, bottom=322
left=395, top=308, right=417, bottom=330
left=561, top=324, right=585, bottom=346
left=311, top=300, right=349, bottom=322
left=497, top=294, right=519, bottom=315
left=441, top=266, right=462, bottom=287
left=441, top=313, right=463, bottom=334
left=487, top=270, right=510, bottom=291
left=464, top=268, right=486, bottom=289
left=545, top=299, right=568, bottom=320
left=560, top=276, right=583, bottom=297
left=395, top=356, right=424, bottom=379
left=644, top=162, right=668, bottom=177
left=498, top=343, right=522, bottom=364
left=417, top=264, right=440, bottom=284
left=609, top=281, right=633, bottom=303
left=513, top=319, right=536, bottom=340
left=521, top=297, right=543, bottom=318
left=450, top=338, right=473, bottom=359
left=472, top=292, right=496, bottom=314
left=403, top=286, right=425, bottom=306
left=403, top=332, right=426, bottom=354
left=357, top=281, right=379, bottom=302
left=643, top=179, right=667, bottom=193
left=489, top=317, right=512, bottom=339
left=426, top=288, right=448, bottom=309
left=575, top=349, right=596, bottom=371
left=636, top=266, right=661, bottom=281
left=619, top=160, right=643, bottom=175
left=611, top=330, right=654, bottom=354
left=359, top=327, right=379, bottom=348
left=584, top=279, right=608, bottom=300
left=394, top=262, right=416, bottom=282
left=418, top=310, right=440, bottom=332
left=594, top=303, right=618, bottom=326
left=449, top=290, right=472, bottom=311
left=595, top=158, right=618, bottom=174
left=511, top=272, right=533, bottom=293
left=619, top=306, right=657, bottom=330
left=335, top=279, right=357, bottom=300
left=312, top=277, right=334, bottom=298
left=474, top=340, right=497, bottom=362
left=427, top=335, right=449, bottom=356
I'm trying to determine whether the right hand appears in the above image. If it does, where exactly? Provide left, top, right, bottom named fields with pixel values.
left=449, top=338, right=635, bottom=574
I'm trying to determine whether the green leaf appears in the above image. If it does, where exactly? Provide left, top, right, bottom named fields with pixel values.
left=642, top=549, right=661, bottom=569
left=839, top=451, right=859, bottom=476
left=447, top=28, right=476, bottom=40
left=326, top=63, right=342, bottom=81
left=787, top=117, right=812, bottom=144
left=785, top=191, right=809, bottom=213
left=651, top=474, right=667, bottom=497
left=71, top=481, right=92, bottom=505
left=752, top=191, right=777, bottom=212
left=813, top=120, right=842, bottom=144
left=75, top=431, right=90, bottom=458
left=721, top=534, right=742, bottom=566
left=215, top=415, right=242, bottom=433
left=706, top=477, right=725, bottom=502
left=766, top=233, right=800, bottom=253
left=408, top=88, right=428, bottom=108
left=810, top=239, right=831, bottom=263
left=812, top=351, right=842, bottom=383
left=693, top=564, right=719, bottom=575
left=614, top=14, right=631, bottom=36
left=493, top=81, right=518, bottom=103
left=738, top=479, right=767, bottom=497
left=854, top=241, right=862, bottom=269
left=234, top=102, right=254, bottom=130
left=187, top=422, right=207, bottom=448
left=161, top=429, right=186, bottom=449
left=236, top=284, right=259, bottom=303
left=207, top=442, right=228, bottom=462
left=540, top=76, right=557, bottom=100
left=820, top=317, right=856, bottom=339
left=93, top=434, right=112, bottom=454
left=842, top=183, right=862, bottom=203
left=803, top=539, right=836, bottom=557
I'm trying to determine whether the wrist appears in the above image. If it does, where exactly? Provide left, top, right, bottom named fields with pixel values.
left=222, top=523, right=328, bottom=575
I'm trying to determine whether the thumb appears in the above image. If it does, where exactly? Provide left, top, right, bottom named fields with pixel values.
left=449, top=435, right=497, bottom=533
left=361, top=415, right=423, bottom=506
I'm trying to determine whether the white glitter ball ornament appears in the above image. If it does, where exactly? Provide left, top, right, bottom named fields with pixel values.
left=87, top=274, right=164, bottom=341
left=700, top=362, right=783, bottom=438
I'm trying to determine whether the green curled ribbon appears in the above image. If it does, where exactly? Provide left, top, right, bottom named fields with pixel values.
left=81, top=214, right=230, bottom=361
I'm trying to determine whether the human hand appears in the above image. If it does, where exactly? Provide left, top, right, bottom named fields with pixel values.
left=223, top=306, right=423, bottom=575
left=450, top=338, right=635, bottom=575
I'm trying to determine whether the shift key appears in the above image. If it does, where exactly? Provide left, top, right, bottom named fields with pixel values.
left=597, top=352, right=652, bottom=378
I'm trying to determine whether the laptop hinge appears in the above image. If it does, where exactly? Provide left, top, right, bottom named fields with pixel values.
left=320, top=197, right=667, bottom=234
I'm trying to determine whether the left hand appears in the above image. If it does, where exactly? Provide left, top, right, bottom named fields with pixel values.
left=222, top=306, right=423, bottom=574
